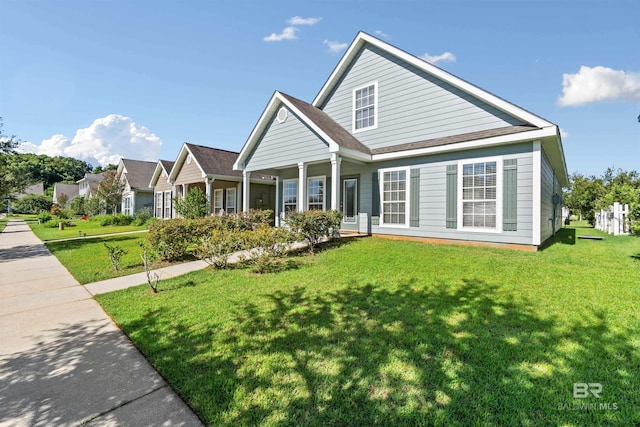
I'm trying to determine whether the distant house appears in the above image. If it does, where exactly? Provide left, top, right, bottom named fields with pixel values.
left=148, top=160, right=175, bottom=219
left=52, top=183, right=80, bottom=205
left=150, top=143, right=276, bottom=218
left=77, top=173, right=105, bottom=199
left=15, top=183, right=45, bottom=199
left=117, top=158, right=156, bottom=216
left=234, top=32, right=568, bottom=250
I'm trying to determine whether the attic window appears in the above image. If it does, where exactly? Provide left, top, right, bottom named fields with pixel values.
left=353, top=82, right=378, bottom=132
left=277, top=107, right=288, bottom=124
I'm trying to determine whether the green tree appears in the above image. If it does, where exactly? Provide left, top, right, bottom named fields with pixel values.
left=563, top=172, right=604, bottom=224
left=11, top=194, right=53, bottom=214
left=93, top=164, right=117, bottom=173
left=173, top=187, right=209, bottom=219
left=96, top=170, right=126, bottom=214
left=0, top=118, right=26, bottom=201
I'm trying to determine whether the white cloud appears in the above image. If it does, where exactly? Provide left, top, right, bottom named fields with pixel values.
left=19, top=114, right=162, bottom=166
left=374, top=30, right=390, bottom=39
left=557, top=65, right=640, bottom=107
left=323, top=39, right=348, bottom=54
left=560, top=128, right=569, bottom=139
left=419, top=52, right=457, bottom=65
left=263, top=26, right=298, bottom=42
left=288, top=16, right=321, bottom=26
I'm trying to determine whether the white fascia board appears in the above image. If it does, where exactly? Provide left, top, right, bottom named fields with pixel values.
left=148, top=162, right=164, bottom=188
left=234, top=93, right=281, bottom=171
left=168, top=143, right=194, bottom=181
left=313, top=32, right=553, bottom=128
left=371, top=127, right=558, bottom=162
left=331, top=145, right=371, bottom=162
left=532, top=141, right=542, bottom=246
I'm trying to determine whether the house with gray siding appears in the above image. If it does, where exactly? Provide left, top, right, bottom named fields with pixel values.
left=234, top=32, right=568, bottom=250
left=117, top=158, right=156, bottom=216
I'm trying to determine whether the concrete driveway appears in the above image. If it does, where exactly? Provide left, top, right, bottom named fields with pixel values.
left=0, top=220, right=203, bottom=426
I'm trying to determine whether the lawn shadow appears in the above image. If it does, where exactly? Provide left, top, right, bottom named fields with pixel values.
left=115, top=277, right=639, bottom=425
left=538, top=227, right=576, bottom=251
left=0, top=243, right=52, bottom=263
left=631, top=253, right=640, bottom=261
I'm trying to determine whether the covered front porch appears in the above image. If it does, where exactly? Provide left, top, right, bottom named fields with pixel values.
left=241, top=153, right=370, bottom=233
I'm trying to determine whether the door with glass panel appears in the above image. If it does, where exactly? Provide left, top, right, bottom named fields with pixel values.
left=341, top=177, right=358, bottom=230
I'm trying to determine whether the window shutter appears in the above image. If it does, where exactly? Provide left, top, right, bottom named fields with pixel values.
left=503, top=159, right=518, bottom=231
left=371, top=171, right=380, bottom=225
left=410, top=168, right=420, bottom=227
left=446, top=165, right=457, bottom=228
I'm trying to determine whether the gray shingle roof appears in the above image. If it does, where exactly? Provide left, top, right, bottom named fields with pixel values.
left=160, top=160, right=175, bottom=174
left=121, top=159, right=157, bottom=190
left=370, top=125, right=539, bottom=155
left=280, top=93, right=371, bottom=154
left=185, top=143, right=242, bottom=178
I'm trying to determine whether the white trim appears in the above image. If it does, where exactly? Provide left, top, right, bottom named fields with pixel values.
left=275, top=176, right=280, bottom=226
left=164, top=190, right=172, bottom=219
left=372, top=127, right=557, bottom=162
left=532, top=141, right=542, bottom=245
left=352, top=81, right=378, bottom=133
left=169, top=143, right=207, bottom=182
left=226, top=187, right=237, bottom=214
left=457, top=156, right=503, bottom=233
left=313, top=32, right=552, bottom=129
left=330, top=153, right=341, bottom=210
left=213, top=188, right=224, bottom=214
left=342, top=178, right=358, bottom=223
left=155, top=191, right=163, bottom=218
left=282, top=178, right=298, bottom=214
left=307, top=175, right=327, bottom=211
left=378, top=166, right=410, bottom=228
left=276, top=107, right=288, bottom=124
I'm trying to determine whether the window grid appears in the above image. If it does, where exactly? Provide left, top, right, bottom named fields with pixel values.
left=283, top=180, right=297, bottom=214
left=382, top=170, right=407, bottom=225
left=226, top=188, right=237, bottom=214
left=155, top=192, right=163, bottom=218
left=462, top=161, right=497, bottom=228
left=307, top=177, right=325, bottom=211
left=164, top=191, right=171, bottom=218
left=354, top=84, right=376, bottom=130
left=124, top=197, right=131, bottom=215
left=213, top=189, right=223, bottom=214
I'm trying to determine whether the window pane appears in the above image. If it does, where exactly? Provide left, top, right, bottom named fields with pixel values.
left=474, top=188, right=485, bottom=199
left=486, top=162, right=497, bottom=174
left=463, top=165, right=473, bottom=176
left=461, top=161, right=498, bottom=229
left=474, top=163, right=485, bottom=175
left=474, top=176, right=485, bottom=187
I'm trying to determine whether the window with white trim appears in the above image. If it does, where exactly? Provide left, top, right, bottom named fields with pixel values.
left=307, top=176, right=325, bottom=211
left=353, top=82, right=377, bottom=132
left=226, top=188, right=237, bottom=214
left=164, top=191, right=172, bottom=218
left=213, top=189, right=223, bottom=215
left=155, top=192, right=163, bottom=218
left=283, top=179, right=297, bottom=214
left=123, top=197, right=131, bottom=215
left=381, top=168, right=408, bottom=226
left=461, top=161, right=498, bottom=229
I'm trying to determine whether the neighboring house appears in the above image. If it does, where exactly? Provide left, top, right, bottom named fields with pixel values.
left=77, top=173, right=105, bottom=198
left=234, top=32, right=568, bottom=250
left=148, top=160, right=175, bottom=219
left=117, top=158, right=156, bottom=216
left=154, top=143, right=275, bottom=217
left=15, top=183, right=44, bottom=198
left=52, top=183, right=80, bottom=205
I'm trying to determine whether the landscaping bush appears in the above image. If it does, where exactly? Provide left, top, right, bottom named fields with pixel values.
left=284, top=210, right=343, bottom=253
left=12, top=194, right=53, bottom=214
left=242, top=225, right=296, bottom=273
left=133, top=208, right=152, bottom=226
left=147, top=218, right=198, bottom=261
left=173, top=187, right=208, bottom=219
left=195, top=228, right=246, bottom=269
left=37, top=211, right=52, bottom=223
left=44, top=219, right=61, bottom=228
left=95, top=213, right=134, bottom=226
left=70, top=197, right=86, bottom=216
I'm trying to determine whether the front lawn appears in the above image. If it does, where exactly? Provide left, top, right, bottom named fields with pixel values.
left=30, top=218, right=147, bottom=241
left=96, top=226, right=640, bottom=426
left=46, top=234, right=165, bottom=284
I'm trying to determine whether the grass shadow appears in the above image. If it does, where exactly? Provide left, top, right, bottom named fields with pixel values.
left=539, top=227, right=576, bottom=251
left=631, top=253, right=640, bottom=261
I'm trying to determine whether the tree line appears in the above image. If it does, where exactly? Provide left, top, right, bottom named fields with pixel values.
left=564, top=167, right=640, bottom=234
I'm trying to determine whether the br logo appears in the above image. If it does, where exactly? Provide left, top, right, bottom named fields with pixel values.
left=573, top=383, right=602, bottom=398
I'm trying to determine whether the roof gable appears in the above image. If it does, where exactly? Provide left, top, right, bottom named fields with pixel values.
left=149, top=159, right=175, bottom=188
left=313, top=32, right=553, bottom=129
left=170, top=143, right=241, bottom=182
left=120, top=159, right=157, bottom=190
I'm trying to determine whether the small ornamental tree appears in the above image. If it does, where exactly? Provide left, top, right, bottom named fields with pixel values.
left=57, top=192, right=69, bottom=208
left=103, top=242, right=127, bottom=271
left=96, top=170, right=126, bottom=215
left=173, top=187, right=208, bottom=219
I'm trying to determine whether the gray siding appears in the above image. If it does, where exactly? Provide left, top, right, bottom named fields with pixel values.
left=135, top=191, right=154, bottom=213
left=540, top=149, right=563, bottom=243
left=320, top=45, right=526, bottom=151
left=245, top=105, right=331, bottom=171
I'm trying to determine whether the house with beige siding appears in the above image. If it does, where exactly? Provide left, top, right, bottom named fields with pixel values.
left=234, top=32, right=567, bottom=250
left=151, top=143, right=276, bottom=217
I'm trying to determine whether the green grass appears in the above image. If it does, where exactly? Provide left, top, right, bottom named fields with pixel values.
left=0, top=218, right=7, bottom=233
left=96, top=226, right=640, bottom=426
left=29, top=218, right=147, bottom=241
left=46, top=234, right=155, bottom=284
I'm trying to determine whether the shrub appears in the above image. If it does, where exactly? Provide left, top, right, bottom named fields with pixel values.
left=96, top=213, right=133, bottom=226
left=49, top=205, right=63, bottom=217
left=139, top=242, right=159, bottom=293
left=195, top=228, right=246, bottom=269
left=173, top=187, right=208, bottom=219
left=284, top=210, right=343, bottom=253
left=85, top=197, right=105, bottom=216
left=147, top=218, right=197, bottom=261
left=12, top=194, right=53, bottom=214
left=70, top=197, right=86, bottom=216
left=56, top=209, right=72, bottom=220
left=242, top=225, right=296, bottom=273
left=37, top=211, right=52, bottom=223
left=103, top=242, right=127, bottom=271
left=45, top=219, right=61, bottom=228
left=133, top=208, right=152, bottom=226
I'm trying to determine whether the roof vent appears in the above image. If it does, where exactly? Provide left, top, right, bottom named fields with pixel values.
left=187, top=154, right=192, bottom=164
left=277, top=107, right=288, bottom=124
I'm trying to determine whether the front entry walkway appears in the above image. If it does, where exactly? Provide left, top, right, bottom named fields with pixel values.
left=0, top=220, right=202, bottom=426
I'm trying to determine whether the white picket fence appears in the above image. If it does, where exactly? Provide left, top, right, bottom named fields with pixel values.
left=595, top=202, right=630, bottom=235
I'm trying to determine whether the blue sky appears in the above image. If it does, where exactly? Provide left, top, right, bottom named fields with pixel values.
left=1, top=0, right=638, bottom=177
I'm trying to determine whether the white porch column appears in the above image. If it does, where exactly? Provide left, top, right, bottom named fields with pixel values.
left=330, top=153, right=341, bottom=210
left=181, top=184, right=187, bottom=200
left=298, top=162, right=307, bottom=212
left=243, top=171, right=251, bottom=213
left=275, top=176, right=280, bottom=226
left=205, top=177, right=214, bottom=215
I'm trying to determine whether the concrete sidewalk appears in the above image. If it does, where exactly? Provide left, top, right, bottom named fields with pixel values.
left=0, top=220, right=203, bottom=426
